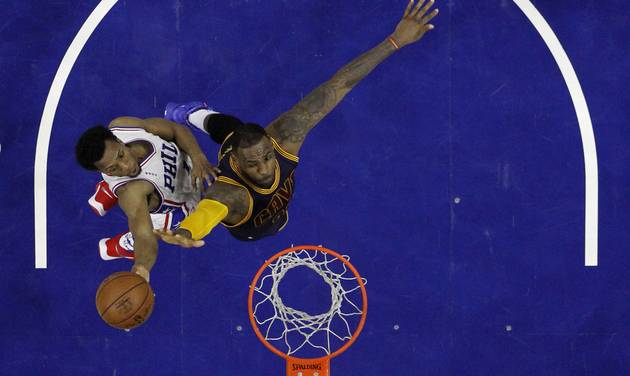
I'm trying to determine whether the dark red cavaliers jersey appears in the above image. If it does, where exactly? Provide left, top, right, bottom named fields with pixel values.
left=216, top=137, right=298, bottom=241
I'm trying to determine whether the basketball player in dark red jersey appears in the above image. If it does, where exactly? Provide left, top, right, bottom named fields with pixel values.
left=155, top=0, right=439, bottom=247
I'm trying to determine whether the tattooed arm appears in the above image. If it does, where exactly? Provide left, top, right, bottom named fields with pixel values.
left=203, top=182, right=250, bottom=226
left=266, top=0, right=439, bottom=156
left=153, top=181, right=250, bottom=247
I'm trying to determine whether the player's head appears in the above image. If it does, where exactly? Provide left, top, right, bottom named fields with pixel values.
left=229, top=123, right=277, bottom=187
left=75, top=126, right=141, bottom=177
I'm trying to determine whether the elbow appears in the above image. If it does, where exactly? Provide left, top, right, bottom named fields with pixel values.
left=328, top=76, right=349, bottom=89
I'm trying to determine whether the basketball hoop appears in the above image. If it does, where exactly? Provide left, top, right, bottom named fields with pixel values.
left=248, top=245, right=368, bottom=376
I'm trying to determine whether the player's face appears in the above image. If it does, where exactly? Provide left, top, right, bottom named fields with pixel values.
left=234, top=137, right=277, bottom=188
left=95, top=139, right=141, bottom=177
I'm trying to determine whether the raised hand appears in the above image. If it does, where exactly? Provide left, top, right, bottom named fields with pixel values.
left=391, top=0, right=439, bottom=48
left=190, top=155, right=220, bottom=192
left=153, top=229, right=205, bottom=248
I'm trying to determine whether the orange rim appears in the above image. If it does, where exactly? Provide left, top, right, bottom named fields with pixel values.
left=247, top=244, right=368, bottom=362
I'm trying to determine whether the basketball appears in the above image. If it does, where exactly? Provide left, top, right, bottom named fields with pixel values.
left=95, top=271, right=155, bottom=330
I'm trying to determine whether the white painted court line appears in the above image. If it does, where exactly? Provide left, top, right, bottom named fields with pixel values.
left=35, top=0, right=119, bottom=269
left=513, top=0, right=599, bottom=266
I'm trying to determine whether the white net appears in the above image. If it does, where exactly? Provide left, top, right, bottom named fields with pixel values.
left=251, top=248, right=367, bottom=357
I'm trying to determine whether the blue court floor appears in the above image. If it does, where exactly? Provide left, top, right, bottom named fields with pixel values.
left=1, top=1, right=630, bottom=375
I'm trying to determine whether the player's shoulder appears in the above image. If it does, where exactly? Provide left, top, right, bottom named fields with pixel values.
left=108, top=116, right=146, bottom=129
left=269, top=137, right=299, bottom=163
left=264, top=119, right=301, bottom=157
left=116, top=179, right=155, bottom=198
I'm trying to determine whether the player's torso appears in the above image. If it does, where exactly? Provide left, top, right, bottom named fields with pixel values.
left=217, top=136, right=299, bottom=241
left=102, top=127, right=199, bottom=215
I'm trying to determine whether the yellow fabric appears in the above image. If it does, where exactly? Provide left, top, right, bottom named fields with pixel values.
left=179, top=199, right=228, bottom=240
left=270, top=137, right=299, bottom=162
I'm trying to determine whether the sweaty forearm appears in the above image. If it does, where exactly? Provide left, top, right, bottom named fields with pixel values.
left=132, top=234, right=158, bottom=272
left=171, top=123, right=208, bottom=161
left=266, top=37, right=400, bottom=153
left=331, top=38, right=397, bottom=89
left=293, top=39, right=398, bottom=120
left=145, top=117, right=207, bottom=160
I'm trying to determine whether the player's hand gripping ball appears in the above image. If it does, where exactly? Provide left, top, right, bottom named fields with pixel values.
left=95, top=271, right=155, bottom=330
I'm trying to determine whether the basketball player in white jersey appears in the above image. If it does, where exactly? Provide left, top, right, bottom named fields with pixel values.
left=75, top=117, right=220, bottom=281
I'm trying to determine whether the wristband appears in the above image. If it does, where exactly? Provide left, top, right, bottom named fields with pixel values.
left=388, top=36, right=401, bottom=50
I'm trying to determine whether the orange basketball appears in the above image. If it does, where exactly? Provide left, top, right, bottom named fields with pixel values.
left=95, top=271, right=155, bottom=330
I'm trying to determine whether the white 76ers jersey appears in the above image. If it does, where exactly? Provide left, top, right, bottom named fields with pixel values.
left=102, top=127, right=200, bottom=216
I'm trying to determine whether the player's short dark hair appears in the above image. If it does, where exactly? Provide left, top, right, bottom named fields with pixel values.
left=75, top=125, right=116, bottom=170
left=229, top=123, right=269, bottom=150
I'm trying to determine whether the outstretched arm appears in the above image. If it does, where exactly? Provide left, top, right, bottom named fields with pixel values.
left=153, top=181, right=250, bottom=248
left=117, top=180, right=158, bottom=281
left=266, top=0, right=439, bottom=156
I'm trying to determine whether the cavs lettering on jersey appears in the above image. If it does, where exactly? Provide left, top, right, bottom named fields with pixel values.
left=102, top=127, right=200, bottom=216
left=217, top=136, right=298, bottom=241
